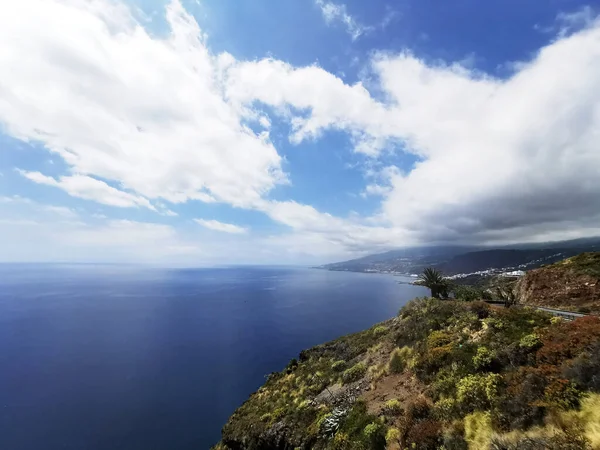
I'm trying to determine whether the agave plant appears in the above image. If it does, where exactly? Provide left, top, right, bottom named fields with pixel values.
left=321, top=407, right=347, bottom=438
left=418, top=267, right=450, bottom=299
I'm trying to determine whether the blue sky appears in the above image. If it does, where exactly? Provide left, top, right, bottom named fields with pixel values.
left=1, top=0, right=600, bottom=265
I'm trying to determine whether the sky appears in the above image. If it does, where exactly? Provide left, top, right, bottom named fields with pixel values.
left=0, top=0, right=599, bottom=265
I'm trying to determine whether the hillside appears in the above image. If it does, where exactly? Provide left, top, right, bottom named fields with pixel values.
left=213, top=297, right=600, bottom=449
left=516, top=252, right=600, bottom=314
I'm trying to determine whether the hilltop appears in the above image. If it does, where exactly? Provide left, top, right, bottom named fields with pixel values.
left=516, top=252, right=600, bottom=314
left=214, top=297, right=600, bottom=449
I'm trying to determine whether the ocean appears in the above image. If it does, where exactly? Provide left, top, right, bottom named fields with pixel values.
left=0, top=264, right=428, bottom=449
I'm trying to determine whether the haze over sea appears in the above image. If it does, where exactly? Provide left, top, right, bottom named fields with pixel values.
left=0, top=264, right=427, bottom=449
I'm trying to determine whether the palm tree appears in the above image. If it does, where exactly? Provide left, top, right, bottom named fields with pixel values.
left=418, top=267, right=449, bottom=299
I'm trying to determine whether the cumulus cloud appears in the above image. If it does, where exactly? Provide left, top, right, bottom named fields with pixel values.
left=226, top=19, right=600, bottom=247
left=0, top=0, right=285, bottom=211
left=314, top=0, right=371, bottom=40
left=194, top=219, right=248, bottom=234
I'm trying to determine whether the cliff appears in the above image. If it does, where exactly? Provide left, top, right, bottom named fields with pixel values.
left=214, top=295, right=600, bottom=450
left=516, top=252, right=600, bottom=314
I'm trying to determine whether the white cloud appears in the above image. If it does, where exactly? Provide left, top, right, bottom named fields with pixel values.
left=194, top=219, right=248, bottom=234
left=1, top=0, right=600, bottom=262
left=314, top=0, right=371, bottom=40
left=19, top=171, right=156, bottom=210
left=225, top=18, right=600, bottom=247
left=0, top=0, right=285, bottom=212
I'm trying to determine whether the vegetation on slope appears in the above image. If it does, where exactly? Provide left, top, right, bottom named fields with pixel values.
left=215, top=297, right=600, bottom=449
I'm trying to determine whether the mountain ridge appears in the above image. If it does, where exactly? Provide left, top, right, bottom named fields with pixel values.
left=320, top=238, right=600, bottom=277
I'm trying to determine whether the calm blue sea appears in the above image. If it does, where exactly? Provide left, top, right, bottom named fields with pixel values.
left=0, top=264, right=427, bottom=450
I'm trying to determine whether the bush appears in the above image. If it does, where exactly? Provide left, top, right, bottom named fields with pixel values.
left=473, top=346, right=497, bottom=370
left=564, top=341, right=600, bottom=392
left=363, top=422, right=384, bottom=444
left=453, top=285, right=484, bottom=302
left=519, top=334, right=542, bottom=350
left=433, top=397, right=459, bottom=421
left=469, top=301, right=491, bottom=319
left=428, top=330, right=455, bottom=348
left=342, top=362, right=367, bottom=384
left=385, top=427, right=400, bottom=444
left=372, top=325, right=387, bottom=336
left=544, top=379, right=582, bottom=410
left=383, top=399, right=403, bottom=415
left=456, top=373, right=502, bottom=411
left=441, top=421, right=468, bottom=450
left=494, top=367, right=547, bottom=430
left=405, top=419, right=443, bottom=450
left=331, top=360, right=346, bottom=372
left=397, top=298, right=463, bottom=346
left=388, top=346, right=412, bottom=374
left=337, top=401, right=386, bottom=450
left=537, top=316, right=600, bottom=365
left=406, top=396, right=432, bottom=422
left=431, top=366, right=463, bottom=400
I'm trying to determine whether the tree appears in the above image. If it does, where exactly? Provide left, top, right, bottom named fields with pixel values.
left=418, top=267, right=449, bottom=299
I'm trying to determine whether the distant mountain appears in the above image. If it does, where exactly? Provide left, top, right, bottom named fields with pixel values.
left=320, top=245, right=478, bottom=275
left=320, top=238, right=600, bottom=276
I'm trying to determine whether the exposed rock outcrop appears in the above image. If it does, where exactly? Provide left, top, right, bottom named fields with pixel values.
left=516, top=252, right=600, bottom=314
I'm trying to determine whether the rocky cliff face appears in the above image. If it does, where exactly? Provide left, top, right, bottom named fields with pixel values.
left=515, top=252, right=600, bottom=314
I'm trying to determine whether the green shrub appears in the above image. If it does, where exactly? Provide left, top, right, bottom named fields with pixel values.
left=363, top=422, right=380, bottom=437
left=331, top=360, right=346, bottom=372
left=431, top=366, right=464, bottom=400
left=473, top=346, right=497, bottom=370
left=519, top=334, right=541, bottom=349
left=457, top=373, right=502, bottom=411
left=388, top=346, right=412, bottom=374
left=383, top=399, right=403, bottom=415
left=342, top=362, right=367, bottom=384
left=337, top=401, right=385, bottom=449
left=363, top=422, right=386, bottom=448
left=428, top=330, right=454, bottom=348
left=433, top=397, right=458, bottom=421
left=385, top=427, right=400, bottom=444
left=372, top=325, right=388, bottom=336
left=469, top=301, right=491, bottom=319
left=453, top=285, right=484, bottom=302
